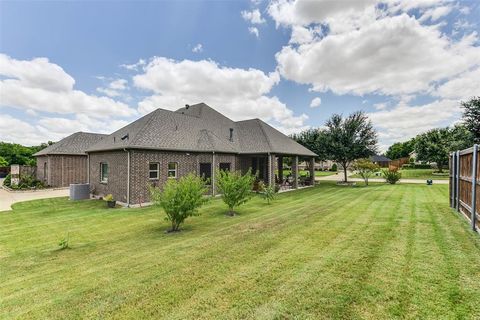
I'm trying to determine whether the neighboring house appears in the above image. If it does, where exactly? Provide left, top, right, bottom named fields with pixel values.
left=370, top=154, right=391, bottom=168
left=86, top=103, right=317, bottom=206
left=34, top=132, right=107, bottom=187
left=298, top=160, right=335, bottom=171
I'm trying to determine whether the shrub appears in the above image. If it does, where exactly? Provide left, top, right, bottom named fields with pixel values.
left=216, top=169, right=255, bottom=216
left=330, top=163, right=338, bottom=172
left=383, top=169, right=401, bottom=184
left=258, top=181, right=275, bottom=204
left=352, top=159, right=379, bottom=186
left=150, top=173, right=208, bottom=232
left=3, top=173, right=11, bottom=187
left=58, top=232, right=70, bottom=250
left=103, top=194, right=114, bottom=201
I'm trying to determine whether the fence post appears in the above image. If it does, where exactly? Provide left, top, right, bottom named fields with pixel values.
left=456, top=150, right=460, bottom=212
left=471, top=144, right=478, bottom=231
left=451, top=153, right=455, bottom=208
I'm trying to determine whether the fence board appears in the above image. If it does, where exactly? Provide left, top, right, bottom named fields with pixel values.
left=450, top=145, right=479, bottom=233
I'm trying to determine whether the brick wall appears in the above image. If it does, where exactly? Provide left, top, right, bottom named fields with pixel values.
left=89, top=151, right=128, bottom=202
left=35, top=155, right=87, bottom=187
left=129, top=150, right=237, bottom=204
left=36, top=156, right=48, bottom=183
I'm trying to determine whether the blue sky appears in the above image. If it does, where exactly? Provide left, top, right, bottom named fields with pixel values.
left=1, top=0, right=479, bottom=150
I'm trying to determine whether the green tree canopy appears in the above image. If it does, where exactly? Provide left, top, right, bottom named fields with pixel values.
left=461, top=96, right=480, bottom=143
left=385, top=138, right=416, bottom=160
left=291, top=128, right=327, bottom=161
left=322, top=111, right=378, bottom=182
left=0, top=141, right=54, bottom=166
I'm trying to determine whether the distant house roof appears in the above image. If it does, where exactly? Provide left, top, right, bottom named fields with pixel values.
left=34, top=132, right=107, bottom=156
left=370, top=154, right=391, bottom=162
left=86, top=103, right=317, bottom=156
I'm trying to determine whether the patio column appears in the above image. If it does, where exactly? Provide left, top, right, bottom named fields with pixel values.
left=268, top=154, right=275, bottom=187
left=278, top=156, right=283, bottom=183
left=292, top=156, right=299, bottom=189
left=309, top=157, right=315, bottom=185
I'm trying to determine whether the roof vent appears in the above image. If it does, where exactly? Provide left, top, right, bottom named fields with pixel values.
left=185, top=104, right=190, bottom=109
left=229, top=128, right=234, bottom=141
left=121, top=133, right=129, bottom=141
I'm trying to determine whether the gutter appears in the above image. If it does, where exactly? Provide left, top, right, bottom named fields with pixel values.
left=212, top=151, right=216, bottom=196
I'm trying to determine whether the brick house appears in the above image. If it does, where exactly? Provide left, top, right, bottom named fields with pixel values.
left=34, top=132, right=107, bottom=187
left=84, top=103, right=317, bottom=206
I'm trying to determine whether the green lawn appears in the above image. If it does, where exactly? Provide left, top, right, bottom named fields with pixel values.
left=1, top=183, right=479, bottom=319
left=282, top=170, right=337, bottom=177
left=351, top=169, right=450, bottom=180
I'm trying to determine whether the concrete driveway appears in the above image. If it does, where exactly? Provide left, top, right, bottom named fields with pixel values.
left=316, top=172, right=449, bottom=185
left=0, top=180, right=69, bottom=212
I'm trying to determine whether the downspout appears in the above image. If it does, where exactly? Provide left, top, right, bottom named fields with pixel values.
left=87, top=153, right=90, bottom=184
left=124, top=148, right=130, bottom=207
left=212, top=151, right=216, bottom=196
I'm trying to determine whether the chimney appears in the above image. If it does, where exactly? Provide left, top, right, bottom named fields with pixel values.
left=229, top=128, right=234, bottom=141
left=185, top=104, right=190, bottom=109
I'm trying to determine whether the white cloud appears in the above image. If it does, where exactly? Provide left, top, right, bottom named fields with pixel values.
left=192, top=43, right=203, bottom=53
left=368, top=98, right=461, bottom=144
left=419, top=5, right=453, bottom=22
left=309, top=97, right=321, bottom=108
left=133, top=57, right=308, bottom=134
left=434, top=67, right=480, bottom=99
left=275, top=14, right=480, bottom=96
left=0, top=54, right=136, bottom=118
left=241, top=9, right=266, bottom=24
left=289, top=26, right=315, bottom=44
left=120, top=59, right=146, bottom=71
left=248, top=27, right=259, bottom=37
left=374, top=103, right=387, bottom=110
left=0, top=115, right=41, bottom=145
left=96, top=78, right=128, bottom=97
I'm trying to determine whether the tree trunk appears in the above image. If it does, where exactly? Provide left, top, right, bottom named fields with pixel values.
left=437, top=162, right=444, bottom=173
left=365, top=177, right=369, bottom=186
left=343, top=163, right=348, bottom=182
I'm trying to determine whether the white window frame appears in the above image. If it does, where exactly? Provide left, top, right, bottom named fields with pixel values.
left=149, top=162, right=159, bottom=180
left=100, top=162, right=108, bottom=183
left=167, top=162, right=178, bottom=179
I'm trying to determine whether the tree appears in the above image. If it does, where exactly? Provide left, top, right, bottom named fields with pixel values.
left=150, top=173, right=208, bottom=232
left=461, top=97, right=480, bottom=143
left=352, top=159, right=379, bottom=186
left=322, top=111, right=378, bottom=182
left=415, top=125, right=473, bottom=172
left=216, top=169, right=255, bottom=216
left=0, top=141, right=53, bottom=166
left=291, top=129, right=328, bottom=161
left=0, top=156, right=8, bottom=167
left=385, top=138, right=416, bottom=160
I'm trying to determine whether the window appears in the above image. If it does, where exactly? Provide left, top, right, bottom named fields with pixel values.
left=219, top=163, right=231, bottom=172
left=167, top=162, right=177, bottom=178
left=100, top=163, right=108, bottom=183
left=149, top=163, right=159, bottom=179
left=199, top=163, right=212, bottom=184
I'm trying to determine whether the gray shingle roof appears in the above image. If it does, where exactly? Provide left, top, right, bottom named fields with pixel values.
left=370, top=155, right=391, bottom=162
left=87, top=103, right=317, bottom=157
left=34, top=132, right=107, bottom=156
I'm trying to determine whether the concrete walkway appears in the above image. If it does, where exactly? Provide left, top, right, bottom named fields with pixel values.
left=316, top=172, right=449, bottom=185
left=0, top=179, right=69, bottom=212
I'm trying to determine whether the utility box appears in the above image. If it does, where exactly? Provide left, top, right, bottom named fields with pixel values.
left=70, top=183, right=90, bottom=200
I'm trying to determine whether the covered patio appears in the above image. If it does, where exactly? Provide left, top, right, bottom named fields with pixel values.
left=238, top=154, right=316, bottom=191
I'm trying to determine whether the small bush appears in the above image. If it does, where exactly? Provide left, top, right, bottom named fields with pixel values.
left=150, top=173, right=208, bottom=232
left=216, top=169, right=255, bottom=216
left=330, top=163, right=338, bottom=172
left=103, top=194, right=114, bottom=201
left=258, top=181, right=275, bottom=204
left=3, top=173, right=11, bottom=187
left=58, top=232, right=70, bottom=250
left=383, top=169, right=401, bottom=184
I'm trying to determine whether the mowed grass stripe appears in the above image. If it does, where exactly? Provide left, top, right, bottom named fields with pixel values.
left=1, top=183, right=479, bottom=319
left=1, top=185, right=348, bottom=316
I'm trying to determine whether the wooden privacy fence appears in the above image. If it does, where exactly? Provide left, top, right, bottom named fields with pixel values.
left=450, top=144, right=479, bottom=233
left=389, top=157, right=410, bottom=170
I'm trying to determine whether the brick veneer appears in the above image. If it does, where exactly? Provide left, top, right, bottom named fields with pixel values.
left=88, top=151, right=128, bottom=203
left=36, top=155, right=88, bottom=187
